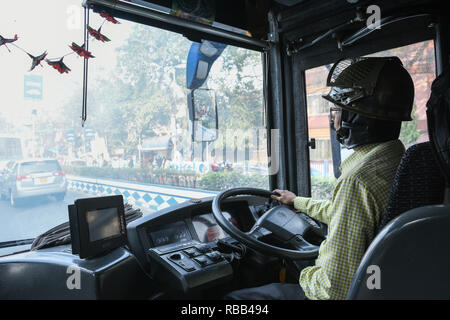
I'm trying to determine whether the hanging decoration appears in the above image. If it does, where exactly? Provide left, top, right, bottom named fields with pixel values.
left=46, top=57, right=71, bottom=74
left=0, top=8, right=120, bottom=74
left=1, top=1, right=122, bottom=127
left=0, top=34, right=18, bottom=52
left=69, top=42, right=95, bottom=59
left=27, top=51, right=48, bottom=71
left=86, top=26, right=111, bottom=43
left=99, top=11, right=120, bottom=24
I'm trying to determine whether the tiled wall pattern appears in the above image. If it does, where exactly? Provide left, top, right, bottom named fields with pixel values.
left=67, top=175, right=217, bottom=211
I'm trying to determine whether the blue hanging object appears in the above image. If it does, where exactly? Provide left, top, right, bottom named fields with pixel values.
left=186, top=40, right=226, bottom=89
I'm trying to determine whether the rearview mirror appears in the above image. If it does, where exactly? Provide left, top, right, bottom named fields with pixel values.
left=188, top=88, right=218, bottom=142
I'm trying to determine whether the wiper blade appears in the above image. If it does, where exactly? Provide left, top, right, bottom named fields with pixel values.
left=0, top=238, right=34, bottom=249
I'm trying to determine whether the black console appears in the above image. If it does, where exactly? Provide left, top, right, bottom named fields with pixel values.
left=148, top=239, right=232, bottom=293
left=126, top=197, right=263, bottom=295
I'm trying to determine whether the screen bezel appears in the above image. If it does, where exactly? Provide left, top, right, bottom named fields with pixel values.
left=74, top=195, right=127, bottom=259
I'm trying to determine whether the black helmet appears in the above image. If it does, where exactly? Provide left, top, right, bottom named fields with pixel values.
left=324, top=56, right=415, bottom=149
left=323, top=56, right=414, bottom=121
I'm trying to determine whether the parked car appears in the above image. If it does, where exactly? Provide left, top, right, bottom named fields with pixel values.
left=0, top=159, right=67, bottom=206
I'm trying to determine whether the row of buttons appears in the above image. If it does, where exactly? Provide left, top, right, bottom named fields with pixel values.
left=168, top=252, right=196, bottom=272
left=168, top=248, right=223, bottom=272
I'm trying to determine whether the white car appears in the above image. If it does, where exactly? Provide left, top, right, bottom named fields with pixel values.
left=0, top=159, right=67, bottom=206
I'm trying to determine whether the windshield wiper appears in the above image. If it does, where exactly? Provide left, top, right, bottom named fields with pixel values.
left=0, top=239, right=34, bottom=249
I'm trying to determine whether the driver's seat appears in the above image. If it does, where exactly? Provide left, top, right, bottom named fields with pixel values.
left=346, top=204, right=450, bottom=299
left=347, top=67, right=450, bottom=299
left=346, top=142, right=447, bottom=299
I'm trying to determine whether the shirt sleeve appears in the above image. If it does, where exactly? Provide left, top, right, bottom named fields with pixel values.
left=299, top=176, right=381, bottom=300
left=293, top=197, right=333, bottom=225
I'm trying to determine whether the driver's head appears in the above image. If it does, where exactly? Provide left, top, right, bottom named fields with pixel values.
left=323, top=56, right=414, bottom=149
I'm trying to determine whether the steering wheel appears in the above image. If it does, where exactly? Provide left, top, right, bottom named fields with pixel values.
left=212, top=188, right=324, bottom=260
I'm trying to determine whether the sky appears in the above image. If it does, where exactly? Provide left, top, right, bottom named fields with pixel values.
left=0, top=0, right=264, bottom=139
left=0, top=0, right=133, bottom=128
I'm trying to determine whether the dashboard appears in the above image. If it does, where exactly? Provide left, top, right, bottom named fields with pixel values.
left=149, top=211, right=236, bottom=248
left=126, top=195, right=267, bottom=294
left=0, top=195, right=269, bottom=299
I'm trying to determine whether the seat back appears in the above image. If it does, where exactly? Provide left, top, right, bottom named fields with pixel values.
left=347, top=205, right=450, bottom=299
left=347, top=67, right=450, bottom=300
left=378, top=142, right=445, bottom=230
left=426, top=66, right=450, bottom=199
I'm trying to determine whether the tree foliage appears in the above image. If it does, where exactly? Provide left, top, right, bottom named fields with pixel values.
left=59, top=24, right=265, bottom=165
left=399, top=104, right=420, bottom=147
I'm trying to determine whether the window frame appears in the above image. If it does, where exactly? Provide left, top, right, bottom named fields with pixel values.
left=275, top=11, right=442, bottom=197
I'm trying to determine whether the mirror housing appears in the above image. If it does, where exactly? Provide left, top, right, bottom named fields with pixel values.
left=186, top=40, right=226, bottom=90
left=188, top=88, right=218, bottom=142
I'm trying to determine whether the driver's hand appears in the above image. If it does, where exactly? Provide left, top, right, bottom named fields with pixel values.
left=271, top=189, right=296, bottom=206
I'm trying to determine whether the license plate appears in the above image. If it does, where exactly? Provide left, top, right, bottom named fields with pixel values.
left=35, top=177, right=50, bottom=185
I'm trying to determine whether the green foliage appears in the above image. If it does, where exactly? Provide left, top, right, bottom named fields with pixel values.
left=64, top=166, right=198, bottom=188
left=59, top=24, right=266, bottom=175
left=65, top=166, right=270, bottom=192
left=311, top=176, right=336, bottom=200
left=198, top=171, right=269, bottom=191
left=399, top=105, right=420, bottom=147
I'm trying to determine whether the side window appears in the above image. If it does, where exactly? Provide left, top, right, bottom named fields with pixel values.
left=305, top=66, right=336, bottom=200
left=305, top=40, right=436, bottom=200
left=367, top=40, right=435, bottom=147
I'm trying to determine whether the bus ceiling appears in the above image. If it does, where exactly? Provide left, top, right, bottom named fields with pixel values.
left=82, top=0, right=273, bottom=52
left=279, top=1, right=447, bottom=71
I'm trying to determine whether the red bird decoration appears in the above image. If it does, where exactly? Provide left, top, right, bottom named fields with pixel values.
left=27, top=51, right=48, bottom=71
left=0, top=34, right=18, bottom=52
left=46, top=58, right=71, bottom=74
left=99, top=11, right=120, bottom=24
left=69, top=42, right=95, bottom=59
left=0, top=6, right=123, bottom=76
left=87, top=26, right=111, bottom=42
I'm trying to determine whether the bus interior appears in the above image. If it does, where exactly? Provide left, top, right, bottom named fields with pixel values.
left=0, top=0, right=449, bottom=300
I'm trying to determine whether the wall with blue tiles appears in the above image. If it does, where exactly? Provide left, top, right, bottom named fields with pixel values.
left=67, top=175, right=217, bottom=212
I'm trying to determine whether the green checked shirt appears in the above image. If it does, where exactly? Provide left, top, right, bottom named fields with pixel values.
left=294, top=139, right=405, bottom=300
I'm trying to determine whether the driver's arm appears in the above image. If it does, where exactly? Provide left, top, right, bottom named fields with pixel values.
left=299, top=176, right=381, bottom=300
left=272, top=189, right=334, bottom=224
left=293, top=197, right=333, bottom=225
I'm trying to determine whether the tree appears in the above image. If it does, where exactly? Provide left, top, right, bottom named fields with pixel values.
left=399, top=104, right=420, bottom=147
left=60, top=23, right=267, bottom=166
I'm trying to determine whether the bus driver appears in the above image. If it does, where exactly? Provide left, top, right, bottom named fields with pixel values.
left=226, top=56, right=415, bottom=300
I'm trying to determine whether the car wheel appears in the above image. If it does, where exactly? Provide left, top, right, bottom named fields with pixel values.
left=10, top=190, right=17, bottom=207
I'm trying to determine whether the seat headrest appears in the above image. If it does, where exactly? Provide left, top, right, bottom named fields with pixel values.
left=426, top=66, right=450, bottom=196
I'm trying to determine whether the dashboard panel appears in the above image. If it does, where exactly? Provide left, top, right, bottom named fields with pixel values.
left=126, top=195, right=267, bottom=294
left=149, top=220, right=192, bottom=247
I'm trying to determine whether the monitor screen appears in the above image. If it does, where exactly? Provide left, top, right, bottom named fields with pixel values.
left=69, top=195, right=127, bottom=259
left=86, top=207, right=121, bottom=242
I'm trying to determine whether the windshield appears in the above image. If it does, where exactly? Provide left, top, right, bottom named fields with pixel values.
left=0, top=0, right=269, bottom=255
left=20, top=161, right=62, bottom=175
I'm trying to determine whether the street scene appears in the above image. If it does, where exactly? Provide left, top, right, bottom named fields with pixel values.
left=0, top=0, right=270, bottom=255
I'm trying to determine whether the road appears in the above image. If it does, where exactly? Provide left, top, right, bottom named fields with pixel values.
left=0, top=190, right=153, bottom=256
